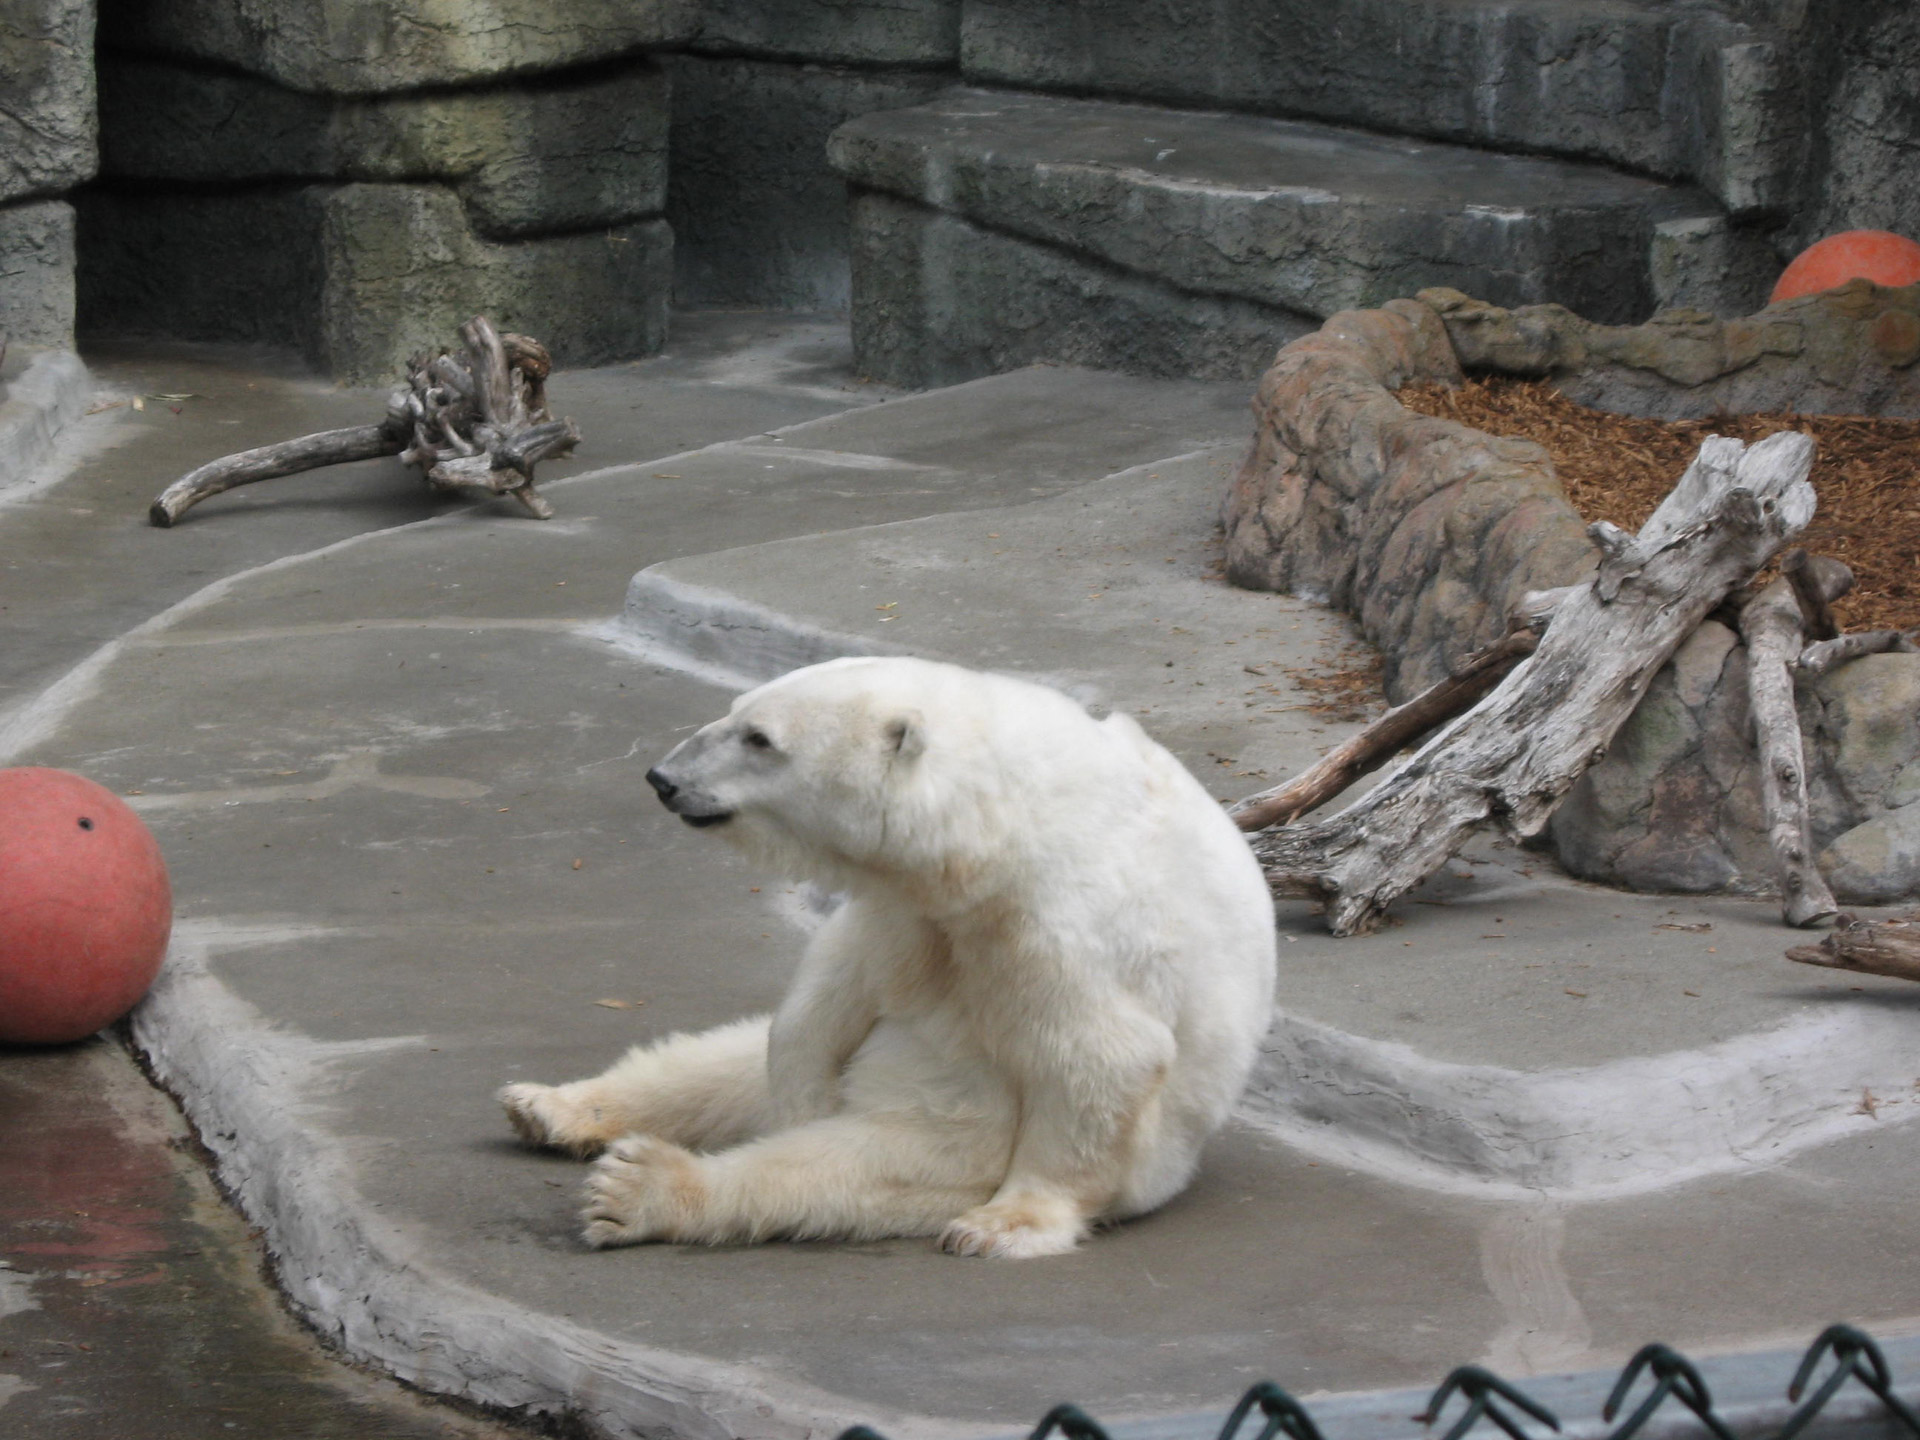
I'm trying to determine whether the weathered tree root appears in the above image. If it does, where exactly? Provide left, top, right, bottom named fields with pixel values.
left=149, top=316, right=578, bottom=527
left=1245, top=431, right=1818, bottom=937
left=1788, top=912, right=1920, bottom=983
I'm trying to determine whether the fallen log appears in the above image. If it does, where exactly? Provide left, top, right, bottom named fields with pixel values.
left=1230, top=627, right=1539, bottom=831
left=1787, top=912, right=1920, bottom=983
left=150, top=316, right=578, bottom=526
left=1251, top=430, right=1817, bottom=936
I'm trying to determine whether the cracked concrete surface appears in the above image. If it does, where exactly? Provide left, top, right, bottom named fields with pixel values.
left=4, top=315, right=1919, bottom=1439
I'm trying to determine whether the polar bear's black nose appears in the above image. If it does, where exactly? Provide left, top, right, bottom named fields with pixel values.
left=645, top=767, right=677, bottom=801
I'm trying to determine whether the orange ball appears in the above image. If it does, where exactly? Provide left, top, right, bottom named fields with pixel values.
left=0, top=768, right=172, bottom=1045
left=1771, top=229, right=1920, bottom=304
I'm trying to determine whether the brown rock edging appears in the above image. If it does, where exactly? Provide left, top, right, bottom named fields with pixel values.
left=1226, top=288, right=1920, bottom=906
left=1422, top=278, right=1920, bottom=420
left=1222, top=297, right=1597, bottom=701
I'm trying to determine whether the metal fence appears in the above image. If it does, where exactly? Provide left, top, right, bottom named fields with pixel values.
left=843, top=1326, right=1920, bottom=1440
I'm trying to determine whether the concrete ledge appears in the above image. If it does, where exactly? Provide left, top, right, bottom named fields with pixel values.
left=0, top=347, right=90, bottom=495
left=956, top=0, right=1790, bottom=216
left=832, top=89, right=1723, bottom=329
left=848, top=191, right=1313, bottom=388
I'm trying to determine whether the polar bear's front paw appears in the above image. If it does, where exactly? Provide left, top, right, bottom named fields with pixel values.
left=498, top=1082, right=617, bottom=1158
left=938, top=1198, right=1085, bottom=1259
left=580, top=1135, right=707, bottom=1249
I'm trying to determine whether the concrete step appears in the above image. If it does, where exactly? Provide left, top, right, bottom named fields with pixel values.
left=959, top=0, right=1791, bottom=216
left=830, top=87, right=1748, bottom=388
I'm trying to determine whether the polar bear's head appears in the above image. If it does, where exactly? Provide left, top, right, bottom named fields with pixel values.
left=645, top=656, right=1093, bottom=887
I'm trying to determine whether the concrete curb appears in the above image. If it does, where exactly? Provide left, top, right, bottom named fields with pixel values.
left=616, top=567, right=905, bottom=691
left=133, top=922, right=986, bottom=1440
left=1247, top=1005, right=1915, bottom=1199
left=0, top=349, right=90, bottom=496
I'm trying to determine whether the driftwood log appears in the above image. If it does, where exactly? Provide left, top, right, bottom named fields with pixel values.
left=149, top=316, right=578, bottom=526
left=1245, top=430, right=1818, bottom=936
left=1229, top=627, right=1539, bottom=831
left=1739, top=553, right=1854, bottom=927
left=1797, top=628, right=1919, bottom=681
left=1788, top=912, right=1920, bottom=983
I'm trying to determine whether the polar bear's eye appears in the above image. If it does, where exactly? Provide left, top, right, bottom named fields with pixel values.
left=743, top=728, right=774, bottom=750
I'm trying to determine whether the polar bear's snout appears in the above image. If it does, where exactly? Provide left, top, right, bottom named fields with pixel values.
left=645, top=759, right=734, bottom=828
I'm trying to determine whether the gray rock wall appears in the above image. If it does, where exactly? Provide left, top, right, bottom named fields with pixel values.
left=661, top=0, right=957, bottom=310
left=688, top=0, right=958, bottom=65
left=84, top=11, right=675, bottom=380
left=97, top=56, right=670, bottom=239
left=667, top=57, right=949, bottom=311
left=2, top=0, right=95, bottom=204
left=0, top=201, right=78, bottom=349
left=2, top=0, right=95, bottom=349
left=96, top=0, right=698, bottom=92
left=1792, top=0, right=1920, bottom=258
left=78, top=185, right=669, bottom=381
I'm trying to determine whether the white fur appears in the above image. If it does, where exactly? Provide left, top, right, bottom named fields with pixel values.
left=499, top=657, right=1277, bottom=1258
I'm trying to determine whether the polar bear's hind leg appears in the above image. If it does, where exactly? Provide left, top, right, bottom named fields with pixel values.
left=580, top=1112, right=1003, bottom=1248
left=499, top=1015, right=774, bottom=1157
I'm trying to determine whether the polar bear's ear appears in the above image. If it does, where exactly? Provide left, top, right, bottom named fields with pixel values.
left=884, top=711, right=926, bottom=761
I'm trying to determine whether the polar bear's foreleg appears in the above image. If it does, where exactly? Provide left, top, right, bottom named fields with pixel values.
left=940, top=998, right=1179, bottom=1259
left=579, top=1113, right=1002, bottom=1249
left=499, top=1015, right=774, bottom=1157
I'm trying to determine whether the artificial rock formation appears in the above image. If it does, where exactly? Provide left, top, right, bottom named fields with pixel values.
left=1226, top=283, right=1920, bottom=908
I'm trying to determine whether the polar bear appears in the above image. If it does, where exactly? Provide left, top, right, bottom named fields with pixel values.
left=500, top=656, right=1276, bottom=1258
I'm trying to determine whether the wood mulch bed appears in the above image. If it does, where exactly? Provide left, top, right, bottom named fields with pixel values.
left=1398, top=376, right=1920, bottom=634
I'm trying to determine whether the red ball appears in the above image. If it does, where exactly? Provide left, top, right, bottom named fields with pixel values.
left=0, top=768, right=171, bottom=1045
left=1771, top=230, right=1920, bottom=304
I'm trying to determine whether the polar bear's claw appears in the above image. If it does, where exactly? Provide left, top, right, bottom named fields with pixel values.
left=498, top=1082, right=612, bottom=1158
left=579, top=1135, right=705, bottom=1248
left=938, top=1202, right=1084, bottom=1260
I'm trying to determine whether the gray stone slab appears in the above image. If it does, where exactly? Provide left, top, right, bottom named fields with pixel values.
left=957, top=0, right=1792, bottom=215
left=667, top=57, right=950, bottom=311
left=0, top=198, right=76, bottom=349
left=831, top=88, right=1723, bottom=332
left=689, top=0, right=958, bottom=65
left=98, top=0, right=699, bottom=92
left=97, top=55, right=670, bottom=240
left=78, top=184, right=671, bottom=382
left=849, top=192, right=1312, bottom=388
left=0, top=0, right=96, bottom=203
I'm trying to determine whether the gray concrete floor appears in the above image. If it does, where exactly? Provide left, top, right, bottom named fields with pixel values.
left=3, top=314, right=1918, bottom=1440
